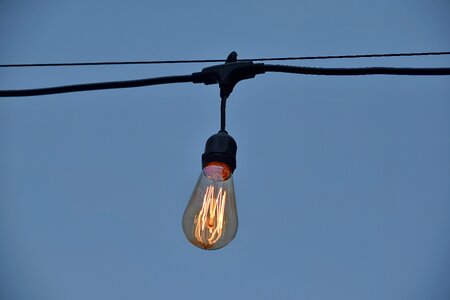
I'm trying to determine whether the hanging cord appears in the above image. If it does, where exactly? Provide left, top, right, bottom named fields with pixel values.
left=220, top=96, right=227, bottom=133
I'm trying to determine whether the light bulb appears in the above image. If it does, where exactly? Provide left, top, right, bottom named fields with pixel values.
left=182, top=132, right=238, bottom=250
left=183, top=162, right=238, bottom=250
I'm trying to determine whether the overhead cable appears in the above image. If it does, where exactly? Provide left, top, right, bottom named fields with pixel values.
left=0, top=51, right=449, bottom=68
left=1, top=62, right=450, bottom=97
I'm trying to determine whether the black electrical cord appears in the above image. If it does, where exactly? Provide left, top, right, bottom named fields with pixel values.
left=262, top=65, right=450, bottom=76
left=0, top=74, right=196, bottom=97
left=220, top=96, right=227, bottom=132
left=1, top=51, right=449, bottom=68
left=1, top=64, right=450, bottom=97
left=251, top=51, right=450, bottom=62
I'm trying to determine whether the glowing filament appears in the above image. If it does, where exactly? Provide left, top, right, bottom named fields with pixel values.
left=194, top=185, right=227, bottom=248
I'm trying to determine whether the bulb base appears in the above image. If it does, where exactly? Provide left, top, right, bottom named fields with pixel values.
left=202, top=132, right=237, bottom=172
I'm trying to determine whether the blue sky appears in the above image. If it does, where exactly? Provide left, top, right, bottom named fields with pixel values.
left=1, top=1, right=449, bottom=299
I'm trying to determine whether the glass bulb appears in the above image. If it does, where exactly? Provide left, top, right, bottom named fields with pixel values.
left=182, top=162, right=238, bottom=250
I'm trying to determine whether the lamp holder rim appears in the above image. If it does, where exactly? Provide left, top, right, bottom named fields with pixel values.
left=202, top=131, right=237, bottom=172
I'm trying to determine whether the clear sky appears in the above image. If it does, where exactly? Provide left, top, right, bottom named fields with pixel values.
left=1, top=1, right=449, bottom=299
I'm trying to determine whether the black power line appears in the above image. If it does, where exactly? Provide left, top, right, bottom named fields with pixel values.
left=0, top=75, right=196, bottom=97
left=253, top=51, right=450, bottom=62
left=1, top=62, right=450, bottom=97
left=263, top=64, right=450, bottom=75
left=0, top=51, right=449, bottom=68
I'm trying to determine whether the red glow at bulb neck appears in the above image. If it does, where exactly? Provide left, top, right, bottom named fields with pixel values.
left=203, top=162, right=232, bottom=181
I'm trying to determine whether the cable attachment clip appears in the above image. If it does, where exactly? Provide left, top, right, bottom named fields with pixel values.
left=192, top=51, right=265, bottom=98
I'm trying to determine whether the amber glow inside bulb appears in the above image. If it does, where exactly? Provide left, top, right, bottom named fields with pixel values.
left=182, top=162, right=238, bottom=250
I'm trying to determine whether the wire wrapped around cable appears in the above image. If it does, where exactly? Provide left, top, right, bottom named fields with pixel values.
left=1, top=64, right=450, bottom=97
